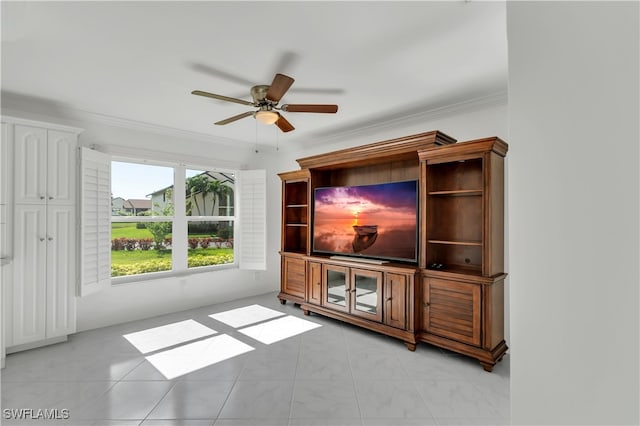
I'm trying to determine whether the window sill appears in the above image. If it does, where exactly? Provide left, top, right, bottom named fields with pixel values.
left=110, top=262, right=238, bottom=285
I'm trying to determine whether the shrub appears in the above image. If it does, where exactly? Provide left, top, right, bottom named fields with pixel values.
left=136, top=223, right=146, bottom=229
left=199, top=237, right=212, bottom=248
left=111, top=258, right=172, bottom=277
left=138, top=238, right=153, bottom=250
left=188, top=238, right=200, bottom=249
left=187, top=253, right=234, bottom=268
left=187, top=222, right=217, bottom=235
left=111, top=237, right=127, bottom=251
left=145, top=221, right=172, bottom=251
left=124, top=238, right=138, bottom=251
left=218, top=224, right=233, bottom=240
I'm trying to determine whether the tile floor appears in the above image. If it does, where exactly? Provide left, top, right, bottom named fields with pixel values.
left=1, top=292, right=509, bottom=426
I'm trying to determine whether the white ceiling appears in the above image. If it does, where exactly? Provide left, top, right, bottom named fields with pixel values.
left=1, top=1, right=507, bottom=146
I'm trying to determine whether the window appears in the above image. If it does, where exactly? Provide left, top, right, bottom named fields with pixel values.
left=185, top=169, right=235, bottom=270
left=80, top=147, right=265, bottom=293
left=110, top=161, right=236, bottom=278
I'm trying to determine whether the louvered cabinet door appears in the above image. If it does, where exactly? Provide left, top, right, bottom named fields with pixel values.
left=282, top=255, right=306, bottom=300
left=423, top=277, right=481, bottom=347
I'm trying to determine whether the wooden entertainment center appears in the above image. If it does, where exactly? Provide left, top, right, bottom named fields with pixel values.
left=278, top=130, right=508, bottom=371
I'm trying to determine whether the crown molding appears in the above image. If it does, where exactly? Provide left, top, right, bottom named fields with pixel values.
left=1, top=114, right=84, bottom=134
left=73, top=109, right=250, bottom=148
left=297, top=90, right=508, bottom=145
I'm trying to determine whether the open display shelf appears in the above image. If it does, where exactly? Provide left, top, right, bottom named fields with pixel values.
left=280, top=171, right=310, bottom=255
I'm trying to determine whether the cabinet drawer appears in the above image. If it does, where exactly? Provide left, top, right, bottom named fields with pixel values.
left=423, top=278, right=481, bottom=347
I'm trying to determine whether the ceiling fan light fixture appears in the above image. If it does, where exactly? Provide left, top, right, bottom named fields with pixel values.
left=255, top=110, right=279, bottom=125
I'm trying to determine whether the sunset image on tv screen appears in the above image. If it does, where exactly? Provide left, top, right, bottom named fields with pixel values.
left=313, top=181, right=417, bottom=262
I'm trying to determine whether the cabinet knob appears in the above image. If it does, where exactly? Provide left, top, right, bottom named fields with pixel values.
left=48, top=196, right=54, bottom=200
left=39, top=237, right=45, bottom=242
left=386, top=297, right=392, bottom=302
left=423, top=302, right=430, bottom=308
left=40, top=196, right=45, bottom=200
left=48, top=237, right=53, bottom=241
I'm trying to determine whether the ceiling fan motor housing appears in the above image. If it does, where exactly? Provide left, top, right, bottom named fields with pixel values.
left=251, top=85, right=270, bottom=103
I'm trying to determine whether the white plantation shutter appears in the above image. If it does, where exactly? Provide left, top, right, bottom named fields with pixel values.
left=238, top=169, right=266, bottom=270
left=79, top=148, right=111, bottom=296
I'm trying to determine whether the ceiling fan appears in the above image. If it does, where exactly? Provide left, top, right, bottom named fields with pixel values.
left=192, top=73, right=338, bottom=132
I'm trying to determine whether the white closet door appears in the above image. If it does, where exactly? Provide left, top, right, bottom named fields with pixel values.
left=45, top=205, right=77, bottom=338
left=46, top=130, right=77, bottom=205
left=11, top=204, right=47, bottom=346
left=13, top=125, right=47, bottom=204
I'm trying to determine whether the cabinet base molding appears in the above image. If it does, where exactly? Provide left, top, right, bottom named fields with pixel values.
left=277, top=292, right=305, bottom=305
left=6, top=335, right=68, bottom=355
left=300, top=302, right=417, bottom=349
left=418, top=332, right=508, bottom=372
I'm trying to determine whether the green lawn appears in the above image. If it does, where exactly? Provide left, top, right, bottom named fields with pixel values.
left=111, top=222, right=215, bottom=239
left=110, top=222, right=234, bottom=277
left=111, top=223, right=155, bottom=239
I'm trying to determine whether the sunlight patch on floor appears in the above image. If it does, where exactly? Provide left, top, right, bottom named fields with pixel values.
left=238, top=315, right=322, bottom=345
left=209, top=304, right=286, bottom=328
left=123, top=319, right=217, bottom=354
left=145, top=334, right=254, bottom=379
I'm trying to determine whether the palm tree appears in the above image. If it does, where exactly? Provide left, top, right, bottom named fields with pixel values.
left=207, top=179, right=231, bottom=216
left=186, top=175, right=208, bottom=216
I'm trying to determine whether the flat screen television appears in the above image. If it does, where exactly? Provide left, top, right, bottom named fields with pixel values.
left=312, top=180, right=418, bottom=263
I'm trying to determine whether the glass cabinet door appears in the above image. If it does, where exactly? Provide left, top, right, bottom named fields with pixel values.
left=350, top=268, right=383, bottom=322
left=323, top=265, right=349, bottom=312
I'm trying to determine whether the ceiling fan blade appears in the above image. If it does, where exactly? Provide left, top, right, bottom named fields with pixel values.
left=281, top=104, right=338, bottom=113
left=192, top=90, right=254, bottom=106
left=265, top=73, right=295, bottom=102
left=275, top=113, right=295, bottom=132
left=215, top=111, right=254, bottom=125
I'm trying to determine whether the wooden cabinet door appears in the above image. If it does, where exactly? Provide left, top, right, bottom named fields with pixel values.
left=423, top=277, right=481, bottom=347
left=323, top=264, right=350, bottom=313
left=46, top=130, right=77, bottom=205
left=350, top=268, right=383, bottom=322
left=307, top=261, right=322, bottom=305
left=11, top=204, right=47, bottom=346
left=282, top=256, right=305, bottom=299
left=14, top=125, right=47, bottom=204
left=45, top=205, right=77, bottom=338
left=384, top=273, right=407, bottom=330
